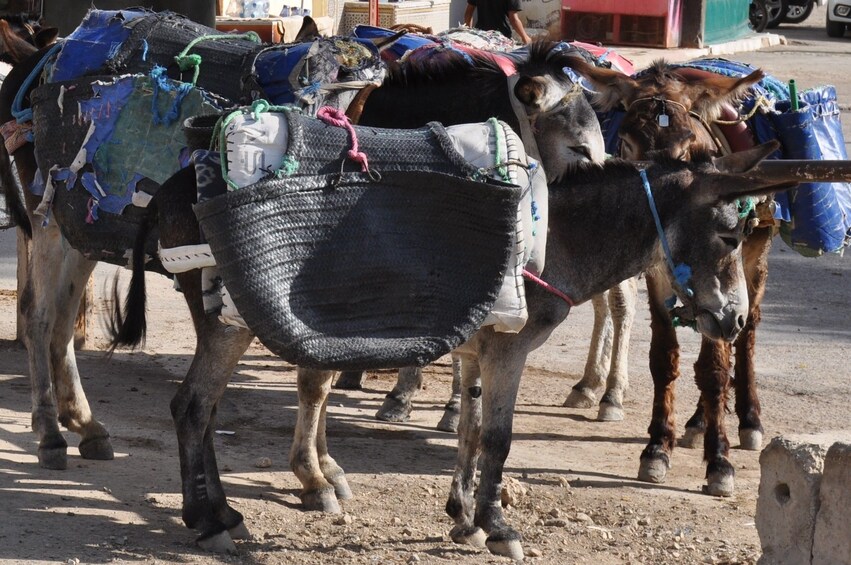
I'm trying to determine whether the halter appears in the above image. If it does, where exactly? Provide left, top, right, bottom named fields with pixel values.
left=626, top=96, right=726, bottom=155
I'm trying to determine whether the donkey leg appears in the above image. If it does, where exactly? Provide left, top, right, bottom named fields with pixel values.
left=50, top=255, right=112, bottom=460
left=333, top=370, right=364, bottom=390
left=21, top=226, right=95, bottom=469
left=169, top=270, right=255, bottom=552
left=598, top=277, right=637, bottom=421
left=436, top=354, right=462, bottom=433
left=734, top=227, right=772, bottom=451
left=475, top=347, right=527, bottom=560
left=564, top=291, right=612, bottom=408
left=316, top=396, right=352, bottom=500
left=446, top=354, right=487, bottom=548
left=638, top=273, right=680, bottom=484
left=376, top=366, right=422, bottom=422
left=695, top=338, right=735, bottom=497
left=290, top=367, right=341, bottom=513
left=680, top=401, right=706, bottom=449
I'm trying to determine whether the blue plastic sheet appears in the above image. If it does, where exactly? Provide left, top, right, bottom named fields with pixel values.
left=51, top=9, right=150, bottom=82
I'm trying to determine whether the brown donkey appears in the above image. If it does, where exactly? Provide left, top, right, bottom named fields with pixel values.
left=566, top=57, right=774, bottom=496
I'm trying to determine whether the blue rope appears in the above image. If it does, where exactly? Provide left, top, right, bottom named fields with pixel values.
left=12, top=41, right=63, bottom=124
left=149, top=66, right=193, bottom=126
left=639, top=169, right=694, bottom=299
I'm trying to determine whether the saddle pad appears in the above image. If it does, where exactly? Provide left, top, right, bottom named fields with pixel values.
left=193, top=109, right=523, bottom=370
left=49, top=8, right=384, bottom=111
left=29, top=74, right=224, bottom=266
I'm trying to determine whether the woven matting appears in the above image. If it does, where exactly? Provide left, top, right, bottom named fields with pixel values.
left=195, top=169, right=521, bottom=370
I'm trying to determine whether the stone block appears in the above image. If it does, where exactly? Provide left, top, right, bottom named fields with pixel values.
left=812, top=442, right=851, bottom=565
left=756, top=435, right=829, bottom=565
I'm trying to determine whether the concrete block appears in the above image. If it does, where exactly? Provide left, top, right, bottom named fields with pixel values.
left=756, top=435, right=831, bottom=565
left=812, top=442, right=851, bottom=565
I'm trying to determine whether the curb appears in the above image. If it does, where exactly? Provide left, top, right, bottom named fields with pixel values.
left=614, top=33, right=787, bottom=70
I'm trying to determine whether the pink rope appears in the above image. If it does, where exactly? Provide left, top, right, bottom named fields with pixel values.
left=522, top=268, right=575, bottom=307
left=317, top=106, right=369, bottom=173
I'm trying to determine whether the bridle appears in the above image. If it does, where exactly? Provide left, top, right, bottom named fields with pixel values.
left=625, top=96, right=727, bottom=155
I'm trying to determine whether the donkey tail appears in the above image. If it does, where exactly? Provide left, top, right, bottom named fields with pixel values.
left=105, top=210, right=153, bottom=353
left=0, top=136, right=32, bottom=238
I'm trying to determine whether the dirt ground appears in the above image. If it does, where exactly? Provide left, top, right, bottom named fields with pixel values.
left=1, top=238, right=849, bottom=565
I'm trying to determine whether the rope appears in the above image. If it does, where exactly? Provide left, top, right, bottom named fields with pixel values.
left=488, top=117, right=510, bottom=182
left=638, top=168, right=694, bottom=299
left=12, top=41, right=63, bottom=125
left=713, top=94, right=772, bottom=125
left=316, top=106, right=370, bottom=173
left=173, top=32, right=261, bottom=86
left=522, top=268, right=575, bottom=307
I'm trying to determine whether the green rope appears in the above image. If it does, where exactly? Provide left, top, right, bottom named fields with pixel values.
left=174, top=32, right=261, bottom=86
left=737, top=196, right=755, bottom=219
left=488, top=117, right=511, bottom=182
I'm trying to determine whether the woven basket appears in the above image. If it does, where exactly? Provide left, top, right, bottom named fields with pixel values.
left=195, top=169, right=521, bottom=370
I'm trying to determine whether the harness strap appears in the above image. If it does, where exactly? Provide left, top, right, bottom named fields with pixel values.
left=12, top=41, right=62, bottom=125
left=639, top=168, right=694, bottom=298
left=522, top=268, right=575, bottom=307
left=344, top=83, right=379, bottom=124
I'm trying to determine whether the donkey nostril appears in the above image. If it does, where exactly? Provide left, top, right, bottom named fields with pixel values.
left=737, top=315, right=746, bottom=330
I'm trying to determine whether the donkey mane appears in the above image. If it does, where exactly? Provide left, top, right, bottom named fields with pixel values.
left=384, top=48, right=506, bottom=87
left=635, top=59, right=682, bottom=86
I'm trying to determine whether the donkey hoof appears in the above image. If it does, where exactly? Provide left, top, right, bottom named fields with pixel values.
left=197, top=530, right=238, bottom=554
left=376, top=396, right=412, bottom=423
left=449, top=525, right=487, bottom=548
left=679, top=428, right=704, bottom=449
left=436, top=409, right=459, bottom=433
left=596, top=402, right=624, bottom=422
left=486, top=528, right=524, bottom=560
left=301, top=487, right=341, bottom=513
left=563, top=387, right=596, bottom=409
left=638, top=457, right=670, bottom=484
left=703, top=473, right=735, bottom=497
left=78, top=436, right=114, bottom=460
left=333, top=372, right=363, bottom=390
left=38, top=447, right=68, bottom=470
left=487, top=538, right=524, bottom=560
left=739, top=428, right=763, bottom=451
left=329, top=475, right=353, bottom=500
left=227, top=521, right=251, bottom=540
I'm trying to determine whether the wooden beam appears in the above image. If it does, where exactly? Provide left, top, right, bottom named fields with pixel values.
left=368, top=0, right=379, bottom=26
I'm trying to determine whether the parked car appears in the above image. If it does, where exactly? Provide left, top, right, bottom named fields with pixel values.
left=827, top=0, right=851, bottom=36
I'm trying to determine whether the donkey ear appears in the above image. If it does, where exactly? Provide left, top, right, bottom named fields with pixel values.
left=680, top=68, right=765, bottom=119
left=34, top=27, right=60, bottom=49
left=560, top=56, right=639, bottom=111
left=294, top=16, right=320, bottom=43
left=712, top=140, right=780, bottom=174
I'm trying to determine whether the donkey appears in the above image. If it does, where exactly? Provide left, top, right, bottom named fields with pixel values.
left=0, top=26, right=114, bottom=471
left=563, top=56, right=777, bottom=495
left=285, top=144, right=851, bottom=561
left=335, top=41, right=638, bottom=431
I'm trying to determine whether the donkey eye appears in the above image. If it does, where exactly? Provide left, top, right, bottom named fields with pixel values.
left=719, top=235, right=739, bottom=249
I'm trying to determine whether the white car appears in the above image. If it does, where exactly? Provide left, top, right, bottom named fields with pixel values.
left=827, top=0, right=851, bottom=37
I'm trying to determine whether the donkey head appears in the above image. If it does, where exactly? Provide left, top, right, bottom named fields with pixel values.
left=564, top=58, right=764, bottom=161
left=651, top=141, right=791, bottom=340
left=513, top=41, right=606, bottom=177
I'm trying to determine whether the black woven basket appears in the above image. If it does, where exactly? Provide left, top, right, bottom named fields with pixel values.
left=195, top=170, right=521, bottom=370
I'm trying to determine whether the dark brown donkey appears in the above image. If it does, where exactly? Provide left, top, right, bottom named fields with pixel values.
left=565, top=57, right=774, bottom=496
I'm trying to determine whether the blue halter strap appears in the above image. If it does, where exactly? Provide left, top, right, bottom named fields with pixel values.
left=638, top=168, right=695, bottom=304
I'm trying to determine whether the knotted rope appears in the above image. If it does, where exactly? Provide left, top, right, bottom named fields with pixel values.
left=317, top=106, right=370, bottom=173
left=173, top=32, right=261, bottom=86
